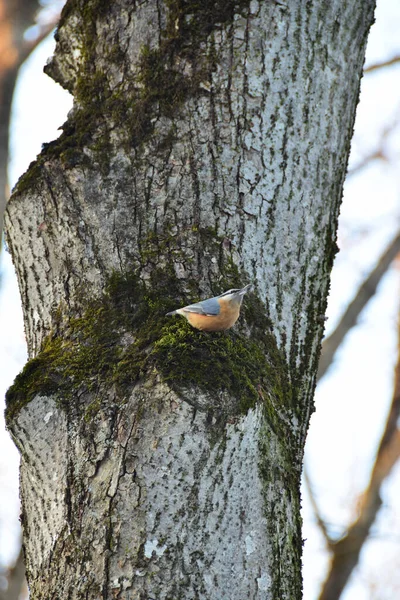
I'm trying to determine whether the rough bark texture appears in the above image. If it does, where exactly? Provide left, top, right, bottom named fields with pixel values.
left=4, top=1, right=375, bottom=598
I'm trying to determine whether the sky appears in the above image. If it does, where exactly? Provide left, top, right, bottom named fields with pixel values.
left=303, top=0, right=400, bottom=596
left=1, top=1, right=400, bottom=597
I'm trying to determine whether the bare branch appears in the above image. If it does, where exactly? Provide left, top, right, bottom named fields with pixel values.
left=364, top=55, right=400, bottom=74
left=318, top=314, right=400, bottom=600
left=347, top=113, right=399, bottom=177
left=318, top=230, right=400, bottom=380
left=303, top=468, right=334, bottom=548
left=346, top=148, right=387, bottom=177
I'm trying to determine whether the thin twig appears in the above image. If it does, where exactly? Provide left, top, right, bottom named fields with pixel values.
left=318, top=230, right=400, bottom=380
left=303, top=468, right=334, bottom=548
left=364, top=55, right=400, bottom=73
left=346, top=148, right=387, bottom=177
left=347, top=114, right=399, bottom=177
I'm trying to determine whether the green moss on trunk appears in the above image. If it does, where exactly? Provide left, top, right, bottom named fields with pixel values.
left=6, top=268, right=290, bottom=427
left=15, top=0, right=252, bottom=192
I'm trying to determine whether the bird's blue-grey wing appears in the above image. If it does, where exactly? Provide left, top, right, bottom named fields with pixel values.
left=183, top=298, right=220, bottom=315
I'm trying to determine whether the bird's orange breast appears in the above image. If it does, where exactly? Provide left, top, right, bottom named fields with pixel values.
left=184, top=300, right=240, bottom=331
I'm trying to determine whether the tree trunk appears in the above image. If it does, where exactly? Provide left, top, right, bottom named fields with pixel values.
left=4, top=1, right=375, bottom=598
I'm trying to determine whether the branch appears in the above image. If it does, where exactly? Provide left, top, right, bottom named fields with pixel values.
left=346, top=148, right=387, bottom=177
left=318, top=230, right=400, bottom=380
left=303, top=468, right=334, bottom=548
left=318, top=314, right=400, bottom=600
left=364, top=55, right=400, bottom=74
left=347, top=113, right=399, bottom=177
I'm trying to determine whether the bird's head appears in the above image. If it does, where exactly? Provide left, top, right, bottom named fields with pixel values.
left=218, top=284, right=252, bottom=304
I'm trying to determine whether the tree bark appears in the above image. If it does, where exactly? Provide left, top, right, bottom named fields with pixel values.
left=4, top=1, right=375, bottom=598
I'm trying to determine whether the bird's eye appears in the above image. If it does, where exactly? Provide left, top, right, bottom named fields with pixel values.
left=220, top=288, right=239, bottom=296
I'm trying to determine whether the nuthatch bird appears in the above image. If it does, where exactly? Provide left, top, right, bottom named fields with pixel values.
left=166, top=284, right=251, bottom=332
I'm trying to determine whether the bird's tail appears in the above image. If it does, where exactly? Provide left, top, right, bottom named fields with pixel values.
left=166, top=310, right=177, bottom=316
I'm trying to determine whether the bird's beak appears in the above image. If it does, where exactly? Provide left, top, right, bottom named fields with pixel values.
left=239, top=284, right=252, bottom=295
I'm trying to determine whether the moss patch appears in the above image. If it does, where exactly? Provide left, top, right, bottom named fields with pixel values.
left=5, top=270, right=289, bottom=426
left=14, top=0, right=253, bottom=193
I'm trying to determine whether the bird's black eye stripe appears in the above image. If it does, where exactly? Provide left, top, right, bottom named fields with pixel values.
left=218, top=289, right=240, bottom=297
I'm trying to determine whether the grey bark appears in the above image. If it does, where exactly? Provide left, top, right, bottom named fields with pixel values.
left=4, top=1, right=375, bottom=599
